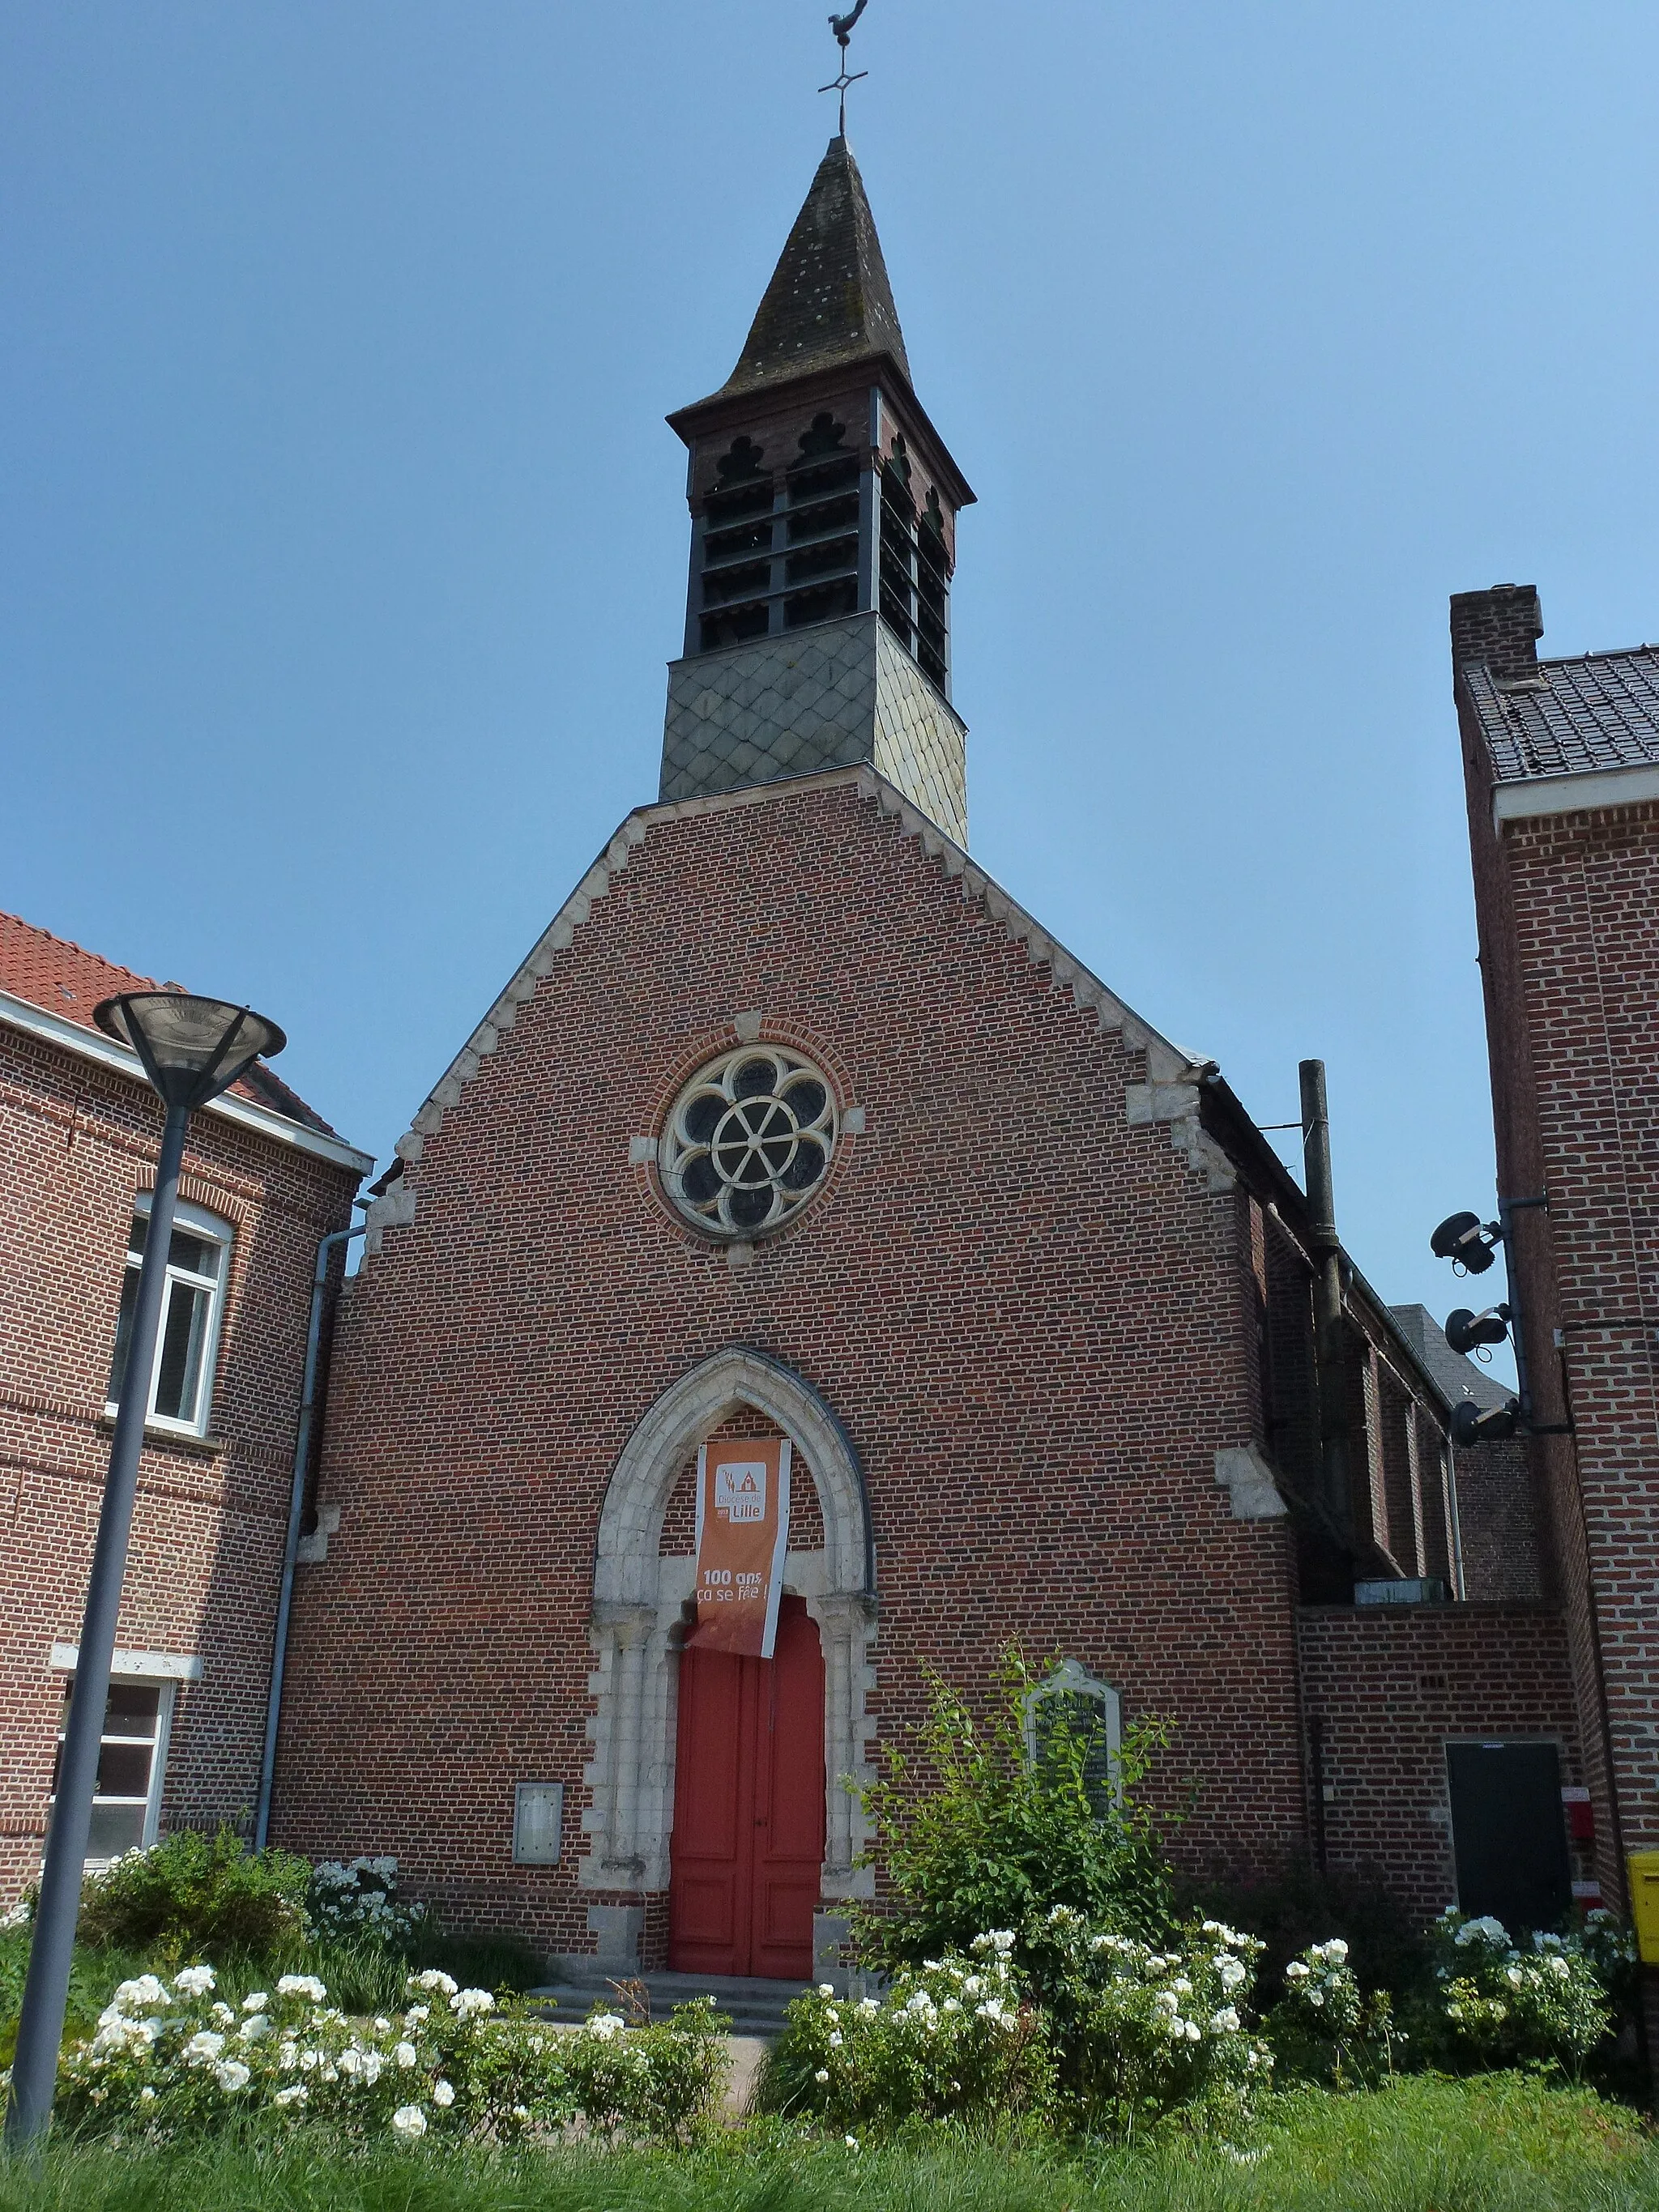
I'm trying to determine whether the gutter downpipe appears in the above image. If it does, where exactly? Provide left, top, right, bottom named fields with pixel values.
left=254, top=1220, right=365, bottom=1852
left=1299, top=1059, right=1352, bottom=1547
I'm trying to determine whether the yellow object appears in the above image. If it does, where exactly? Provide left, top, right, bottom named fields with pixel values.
left=1627, top=1853, right=1659, bottom=1963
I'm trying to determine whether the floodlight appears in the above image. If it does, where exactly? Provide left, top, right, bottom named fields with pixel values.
left=1444, top=1306, right=1511, bottom=1357
left=1450, top=1399, right=1519, bottom=1448
left=1431, top=1209, right=1502, bottom=1275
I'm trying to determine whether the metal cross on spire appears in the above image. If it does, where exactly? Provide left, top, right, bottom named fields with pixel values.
left=821, top=0, right=872, bottom=135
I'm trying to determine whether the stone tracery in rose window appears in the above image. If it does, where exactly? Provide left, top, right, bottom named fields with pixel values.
left=659, top=1046, right=838, bottom=1238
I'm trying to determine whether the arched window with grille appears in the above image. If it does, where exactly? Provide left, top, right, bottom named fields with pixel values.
left=1025, top=1660, right=1123, bottom=1818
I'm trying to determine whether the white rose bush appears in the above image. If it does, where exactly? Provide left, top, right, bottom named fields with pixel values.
left=1027, top=1907, right=1273, bottom=2136
left=306, top=1855, right=432, bottom=1949
left=763, top=1935, right=1052, bottom=2132
left=25, top=1963, right=729, bottom=2147
left=1577, top=1903, right=1640, bottom=1994
left=1262, top=1937, right=1403, bottom=2082
left=1427, top=1908, right=1611, bottom=2074
left=766, top=1898, right=1636, bottom=2138
left=766, top=1917, right=1277, bottom=2141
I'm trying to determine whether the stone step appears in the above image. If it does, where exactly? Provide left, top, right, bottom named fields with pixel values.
left=527, top=1967, right=811, bottom=2039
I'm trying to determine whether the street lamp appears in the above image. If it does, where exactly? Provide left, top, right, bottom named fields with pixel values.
left=6, top=992, right=285, bottom=2148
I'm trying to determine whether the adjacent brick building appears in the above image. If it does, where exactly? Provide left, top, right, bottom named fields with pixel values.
left=271, top=141, right=1583, bottom=1977
left=1452, top=586, right=1659, bottom=1971
left=0, top=913, right=370, bottom=1901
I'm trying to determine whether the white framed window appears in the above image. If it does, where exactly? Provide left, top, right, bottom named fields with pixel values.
left=1025, top=1660, right=1123, bottom=1817
left=53, top=1675, right=175, bottom=1863
left=105, top=1196, right=232, bottom=1437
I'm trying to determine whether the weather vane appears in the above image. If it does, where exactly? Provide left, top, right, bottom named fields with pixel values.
left=821, top=0, right=872, bottom=135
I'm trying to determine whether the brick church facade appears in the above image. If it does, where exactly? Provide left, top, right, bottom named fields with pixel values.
left=267, top=141, right=1590, bottom=1978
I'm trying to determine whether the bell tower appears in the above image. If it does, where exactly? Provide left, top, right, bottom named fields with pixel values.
left=660, top=136, right=975, bottom=846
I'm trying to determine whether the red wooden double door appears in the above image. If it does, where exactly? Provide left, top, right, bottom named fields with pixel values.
left=667, top=1595, right=825, bottom=1979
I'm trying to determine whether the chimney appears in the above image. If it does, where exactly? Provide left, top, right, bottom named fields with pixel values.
left=1449, top=584, right=1543, bottom=681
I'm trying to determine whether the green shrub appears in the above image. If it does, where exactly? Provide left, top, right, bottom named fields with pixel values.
left=1024, top=1906, right=1272, bottom=2135
left=1416, top=1909, right=1613, bottom=2076
left=73, top=1831, right=310, bottom=1959
left=412, top=1923, right=546, bottom=1995
left=851, top=1650, right=1175, bottom=1987
left=761, top=1936, right=1054, bottom=2135
left=49, top=1962, right=728, bottom=2147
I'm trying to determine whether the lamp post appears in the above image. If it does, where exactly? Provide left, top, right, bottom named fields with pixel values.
left=5, top=992, right=286, bottom=2149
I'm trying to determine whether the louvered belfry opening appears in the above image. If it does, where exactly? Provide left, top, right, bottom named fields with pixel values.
left=660, top=136, right=975, bottom=845
left=698, top=439, right=774, bottom=655
left=783, top=416, right=860, bottom=633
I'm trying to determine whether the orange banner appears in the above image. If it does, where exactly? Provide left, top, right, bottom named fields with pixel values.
left=689, top=1437, right=791, bottom=1657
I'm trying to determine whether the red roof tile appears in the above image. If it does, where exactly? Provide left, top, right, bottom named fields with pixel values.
left=0, top=908, right=339, bottom=1136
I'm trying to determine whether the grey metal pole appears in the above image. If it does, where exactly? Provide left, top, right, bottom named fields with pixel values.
left=253, top=1220, right=364, bottom=1852
left=6, top=1101, right=191, bottom=2148
left=1495, top=1196, right=1551, bottom=1425
left=1299, top=1059, right=1352, bottom=1544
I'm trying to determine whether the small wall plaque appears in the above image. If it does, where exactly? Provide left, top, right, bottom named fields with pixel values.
left=513, top=1781, right=564, bottom=1865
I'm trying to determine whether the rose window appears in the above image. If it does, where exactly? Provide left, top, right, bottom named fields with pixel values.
left=659, top=1046, right=838, bottom=1238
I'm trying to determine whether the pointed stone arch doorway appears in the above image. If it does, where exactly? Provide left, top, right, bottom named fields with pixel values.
left=580, top=1349, right=876, bottom=1975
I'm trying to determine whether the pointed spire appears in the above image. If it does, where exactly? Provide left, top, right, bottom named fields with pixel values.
left=717, top=137, right=911, bottom=399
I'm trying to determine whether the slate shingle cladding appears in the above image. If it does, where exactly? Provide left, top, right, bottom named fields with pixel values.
left=661, top=612, right=969, bottom=846
left=711, top=135, right=910, bottom=401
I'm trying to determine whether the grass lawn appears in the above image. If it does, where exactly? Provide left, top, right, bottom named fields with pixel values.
left=0, top=2075, right=1653, bottom=2212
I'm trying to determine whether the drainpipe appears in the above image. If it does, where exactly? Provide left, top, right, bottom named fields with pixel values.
left=1445, top=1436, right=1468, bottom=1601
left=1299, top=1060, right=1352, bottom=1546
left=254, top=1219, right=365, bottom=1851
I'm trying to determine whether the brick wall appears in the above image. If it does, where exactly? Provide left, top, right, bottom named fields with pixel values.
left=1452, top=1435, right=1545, bottom=1603
left=275, top=774, right=1313, bottom=1955
left=1460, top=667, right=1659, bottom=1903
left=1298, top=1603, right=1584, bottom=1921
left=0, top=1023, right=360, bottom=1902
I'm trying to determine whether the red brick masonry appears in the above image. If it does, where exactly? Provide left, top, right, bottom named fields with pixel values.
left=1299, top=1603, right=1586, bottom=1922
left=0, top=935, right=365, bottom=1902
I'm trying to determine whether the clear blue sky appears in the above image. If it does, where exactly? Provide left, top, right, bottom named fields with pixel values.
left=6, top=2, right=1657, bottom=1347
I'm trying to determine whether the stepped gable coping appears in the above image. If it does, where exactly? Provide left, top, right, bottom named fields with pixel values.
left=372, top=767, right=1229, bottom=1252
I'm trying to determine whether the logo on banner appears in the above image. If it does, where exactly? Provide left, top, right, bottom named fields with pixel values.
left=714, top=1462, right=766, bottom=1524
left=690, top=1437, right=791, bottom=1658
